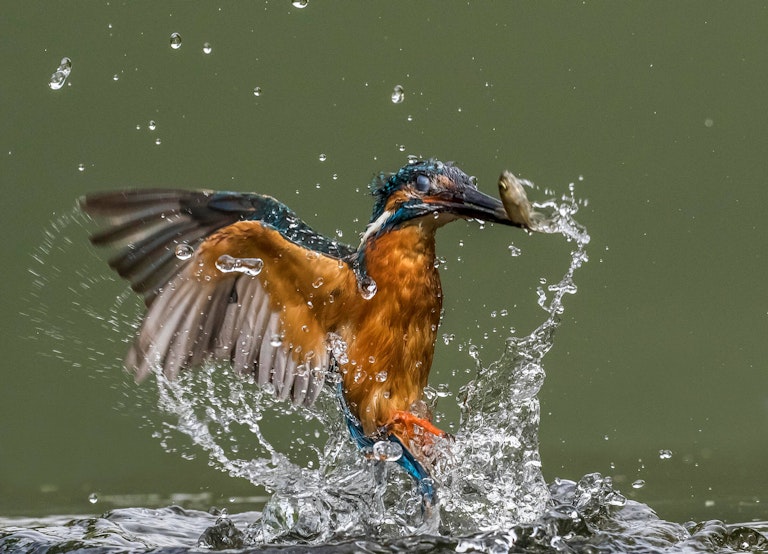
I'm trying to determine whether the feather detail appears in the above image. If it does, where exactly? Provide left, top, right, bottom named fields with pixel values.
left=84, top=190, right=359, bottom=407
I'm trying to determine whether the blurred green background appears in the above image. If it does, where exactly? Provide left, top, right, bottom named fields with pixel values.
left=1, top=2, right=766, bottom=524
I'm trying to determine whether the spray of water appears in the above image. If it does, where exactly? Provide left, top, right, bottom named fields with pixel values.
left=19, top=189, right=768, bottom=553
left=140, top=182, right=590, bottom=544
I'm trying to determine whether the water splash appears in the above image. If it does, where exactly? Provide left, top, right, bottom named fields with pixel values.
left=19, top=188, right=768, bottom=552
left=132, top=181, right=590, bottom=545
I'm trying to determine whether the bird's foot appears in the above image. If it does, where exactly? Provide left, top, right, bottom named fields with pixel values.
left=387, top=410, right=452, bottom=441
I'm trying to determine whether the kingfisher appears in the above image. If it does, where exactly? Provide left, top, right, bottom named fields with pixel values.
left=81, top=159, right=526, bottom=503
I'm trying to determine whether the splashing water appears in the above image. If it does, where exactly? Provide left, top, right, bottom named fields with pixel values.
left=126, top=182, right=591, bottom=545
left=17, top=189, right=768, bottom=553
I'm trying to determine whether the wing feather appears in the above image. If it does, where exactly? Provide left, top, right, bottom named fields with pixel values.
left=257, top=312, right=281, bottom=386
left=83, top=188, right=356, bottom=407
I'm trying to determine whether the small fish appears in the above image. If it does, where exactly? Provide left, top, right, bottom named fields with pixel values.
left=497, top=170, right=543, bottom=230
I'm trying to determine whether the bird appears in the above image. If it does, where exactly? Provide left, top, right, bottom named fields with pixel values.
left=80, top=159, right=524, bottom=503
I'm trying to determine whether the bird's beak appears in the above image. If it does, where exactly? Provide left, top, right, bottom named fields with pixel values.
left=432, top=187, right=520, bottom=227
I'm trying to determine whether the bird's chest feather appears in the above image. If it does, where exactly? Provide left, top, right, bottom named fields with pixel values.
left=340, top=224, right=442, bottom=432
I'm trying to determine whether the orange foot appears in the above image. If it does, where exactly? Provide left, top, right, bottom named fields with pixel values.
left=387, top=410, right=451, bottom=441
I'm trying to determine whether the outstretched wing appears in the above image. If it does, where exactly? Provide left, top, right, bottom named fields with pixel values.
left=81, top=189, right=358, bottom=406
left=81, top=189, right=355, bottom=305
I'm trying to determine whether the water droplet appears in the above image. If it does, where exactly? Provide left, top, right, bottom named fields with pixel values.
left=148, top=120, right=157, bottom=131
left=77, top=163, right=85, bottom=172
left=202, top=42, right=212, bottom=54
left=704, top=117, right=714, bottom=128
left=375, top=371, right=387, bottom=382
left=508, top=244, right=521, bottom=257
left=326, top=332, right=349, bottom=364
left=468, top=344, right=480, bottom=361
left=311, top=277, right=324, bottom=288
left=358, top=276, right=377, bottom=300
left=631, top=479, right=646, bottom=489
left=175, top=243, right=194, bottom=260
left=112, top=74, right=119, bottom=81
left=215, top=254, right=264, bottom=276
left=154, top=137, right=162, bottom=145
left=398, top=144, right=406, bottom=152
left=391, top=84, right=405, bottom=104
left=442, top=333, right=455, bottom=345
left=88, top=493, right=98, bottom=504
left=48, top=57, right=72, bottom=90
left=270, top=335, right=283, bottom=347
left=368, top=356, right=376, bottom=364
left=253, top=86, right=262, bottom=97
left=659, top=449, right=673, bottom=460
left=170, top=32, right=182, bottom=49
left=291, top=0, right=308, bottom=7
left=372, top=440, right=402, bottom=462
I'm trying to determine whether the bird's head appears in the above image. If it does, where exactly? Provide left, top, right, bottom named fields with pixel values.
left=365, top=159, right=519, bottom=241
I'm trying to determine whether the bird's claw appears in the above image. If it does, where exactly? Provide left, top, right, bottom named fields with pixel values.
left=386, top=410, right=450, bottom=441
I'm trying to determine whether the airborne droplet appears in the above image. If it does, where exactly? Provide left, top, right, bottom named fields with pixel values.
left=215, top=254, right=264, bottom=276
left=372, top=440, right=402, bottom=462
left=169, top=32, right=182, bottom=49
left=292, top=0, right=308, bottom=7
left=48, top=57, right=72, bottom=90
left=202, top=42, right=212, bottom=54
left=358, top=276, right=377, bottom=300
left=375, top=371, right=387, bottom=382
left=391, top=84, right=404, bottom=104
left=175, top=244, right=194, bottom=260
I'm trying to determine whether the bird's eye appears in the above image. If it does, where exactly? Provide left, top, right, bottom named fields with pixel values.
left=415, top=174, right=431, bottom=192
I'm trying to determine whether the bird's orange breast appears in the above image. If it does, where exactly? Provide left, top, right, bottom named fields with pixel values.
left=339, top=223, right=442, bottom=435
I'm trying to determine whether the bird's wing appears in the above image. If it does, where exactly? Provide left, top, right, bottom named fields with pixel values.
left=81, top=189, right=355, bottom=305
left=81, top=189, right=357, bottom=406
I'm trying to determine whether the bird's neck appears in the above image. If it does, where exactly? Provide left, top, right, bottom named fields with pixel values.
left=359, top=221, right=440, bottom=290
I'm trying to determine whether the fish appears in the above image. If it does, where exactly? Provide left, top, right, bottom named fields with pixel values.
left=497, top=170, right=543, bottom=230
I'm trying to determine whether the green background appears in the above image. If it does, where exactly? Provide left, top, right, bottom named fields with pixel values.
left=1, top=2, right=766, bottom=524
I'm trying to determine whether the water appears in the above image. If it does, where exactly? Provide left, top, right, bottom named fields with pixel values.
left=48, top=57, right=72, bottom=90
left=8, top=184, right=767, bottom=552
